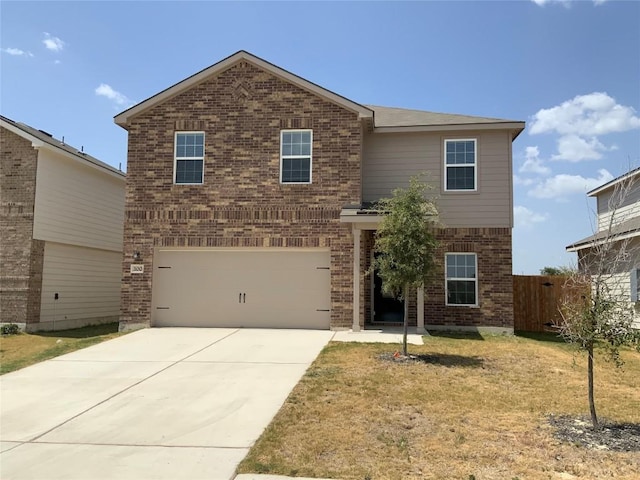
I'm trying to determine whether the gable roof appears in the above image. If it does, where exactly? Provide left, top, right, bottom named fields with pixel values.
left=1, top=114, right=125, bottom=179
left=587, top=166, right=640, bottom=197
left=366, top=105, right=525, bottom=137
left=114, top=50, right=525, bottom=137
left=114, top=50, right=374, bottom=128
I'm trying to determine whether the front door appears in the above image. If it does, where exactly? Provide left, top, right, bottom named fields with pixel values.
left=372, top=266, right=404, bottom=324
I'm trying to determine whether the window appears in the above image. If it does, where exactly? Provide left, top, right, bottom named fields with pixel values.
left=280, top=130, right=312, bottom=183
left=444, top=139, right=476, bottom=191
left=175, top=132, right=204, bottom=184
left=446, top=253, right=478, bottom=306
left=631, top=268, right=640, bottom=302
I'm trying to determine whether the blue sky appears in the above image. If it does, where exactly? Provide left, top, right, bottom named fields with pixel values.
left=2, top=0, right=639, bottom=274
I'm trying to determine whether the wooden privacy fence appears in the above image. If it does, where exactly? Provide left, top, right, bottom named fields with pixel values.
left=513, top=275, right=589, bottom=333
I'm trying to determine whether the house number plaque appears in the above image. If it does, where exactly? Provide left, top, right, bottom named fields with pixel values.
left=130, top=264, right=144, bottom=274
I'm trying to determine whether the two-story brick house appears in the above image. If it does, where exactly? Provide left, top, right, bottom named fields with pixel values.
left=115, top=51, right=524, bottom=333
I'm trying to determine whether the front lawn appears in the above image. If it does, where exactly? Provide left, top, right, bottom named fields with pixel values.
left=238, top=333, right=640, bottom=480
left=0, top=323, right=124, bottom=375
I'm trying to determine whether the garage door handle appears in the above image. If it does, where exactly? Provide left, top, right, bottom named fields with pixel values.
left=239, top=293, right=242, bottom=303
left=243, top=293, right=246, bottom=303
left=316, top=309, right=330, bottom=312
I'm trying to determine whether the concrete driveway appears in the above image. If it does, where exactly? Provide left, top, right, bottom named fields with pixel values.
left=0, top=328, right=334, bottom=480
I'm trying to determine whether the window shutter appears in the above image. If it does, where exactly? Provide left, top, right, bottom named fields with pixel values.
left=631, top=268, right=639, bottom=302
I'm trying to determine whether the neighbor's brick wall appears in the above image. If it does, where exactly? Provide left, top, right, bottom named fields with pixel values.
left=362, top=227, right=513, bottom=329
left=121, top=61, right=362, bottom=329
left=0, top=127, right=42, bottom=325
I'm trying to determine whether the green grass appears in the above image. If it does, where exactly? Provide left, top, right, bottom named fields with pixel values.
left=0, top=323, right=124, bottom=375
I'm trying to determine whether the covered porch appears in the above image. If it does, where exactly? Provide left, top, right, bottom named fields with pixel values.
left=340, top=205, right=426, bottom=332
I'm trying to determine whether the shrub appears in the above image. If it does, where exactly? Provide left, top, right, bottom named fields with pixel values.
left=1, top=323, right=21, bottom=335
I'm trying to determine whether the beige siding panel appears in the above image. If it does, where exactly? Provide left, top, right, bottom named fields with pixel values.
left=33, top=148, right=125, bottom=252
left=151, top=249, right=331, bottom=329
left=363, top=130, right=512, bottom=227
left=596, top=182, right=640, bottom=231
left=39, top=242, right=122, bottom=327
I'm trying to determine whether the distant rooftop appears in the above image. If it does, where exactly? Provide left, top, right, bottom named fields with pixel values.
left=1, top=114, right=124, bottom=177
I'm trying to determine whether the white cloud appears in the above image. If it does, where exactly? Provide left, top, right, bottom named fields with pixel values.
left=529, top=92, right=640, bottom=163
left=530, top=92, right=640, bottom=137
left=528, top=169, right=614, bottom=199
left=514, top=175, right=536, bottom=186
left=531, top=0, right=608, bottom=5
left=2, top=47, right=34, bottom=57
left=530, top=0, right=571, bottom=6
left=95, top=83, right=131, bottom=107
left=514, top=206, right=548, bottom=229
left=551, top=134, right=610, bottom=162
left=43, top=32, right=65, bottom=52
left=520, top=146, right=551, bottom=175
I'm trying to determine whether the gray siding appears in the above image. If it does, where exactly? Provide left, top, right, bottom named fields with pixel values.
left=33, top=148, right=125, bottom=252
left=363, top=130, right=513, bottom=227
left=39, top=242, right=122, bottom=330
left=596, top=179, right=640, bottom=231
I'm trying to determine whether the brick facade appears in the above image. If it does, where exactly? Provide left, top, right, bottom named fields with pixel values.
left=362, top=227, right=513, bottom=329
left=120, top=61, right=362, bottom=329
left=0, top=127, right=42, bottom=325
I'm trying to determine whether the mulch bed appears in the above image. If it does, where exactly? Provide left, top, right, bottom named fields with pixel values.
left=548, top=415, right=640, bottom=452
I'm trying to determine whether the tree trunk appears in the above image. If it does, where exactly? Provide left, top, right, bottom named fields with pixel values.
left=588, top=343, right=599, bottom=430
left=403, top=285, right=409, bottom=356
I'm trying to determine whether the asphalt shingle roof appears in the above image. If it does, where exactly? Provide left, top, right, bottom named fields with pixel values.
left=1, top=114, right=124, bottom=177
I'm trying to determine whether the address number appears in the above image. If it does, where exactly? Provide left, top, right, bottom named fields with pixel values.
left=130, top=264, right=144, bottom=274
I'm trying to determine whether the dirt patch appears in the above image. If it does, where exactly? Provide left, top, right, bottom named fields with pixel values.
left=377, top=351, right=484, bottom=368
left=549, top=415, right=640, bottom=452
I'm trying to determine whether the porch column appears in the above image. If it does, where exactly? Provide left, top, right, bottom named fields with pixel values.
left=352, top=226, right=361, bottom=332
left=417, top=285, right=425, bottom=331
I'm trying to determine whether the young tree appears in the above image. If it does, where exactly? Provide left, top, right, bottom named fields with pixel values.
left=371, top=175, right=439, bottom=356
left=560, top=171, right=640, bottom=429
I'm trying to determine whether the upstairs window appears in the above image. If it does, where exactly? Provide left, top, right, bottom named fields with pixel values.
left=446, top=253, right=478, bottom=306
left=444, top=139, right=476, bottom=191
left=281, top=130, right=312, bottom=184
left=175, top=132, right=204, bottom=184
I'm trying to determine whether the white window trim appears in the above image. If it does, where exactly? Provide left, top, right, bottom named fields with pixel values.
left=280, top=129, right=313, bottom=184
left=445, top=252, right=479, bottom=307
left=443, top=138, right=477, bottom=192
left=174, top=131, right=205, bottom=185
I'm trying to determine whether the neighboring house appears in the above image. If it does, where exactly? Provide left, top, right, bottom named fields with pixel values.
left=566, top=167, right=640, bottom=328
left=0, top=115, right=126, bottom=331
left=114, top=50, right=524, bottom=333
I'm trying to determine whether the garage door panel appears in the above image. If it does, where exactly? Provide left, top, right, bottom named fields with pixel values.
left=151, top=249, right=331, bottom=329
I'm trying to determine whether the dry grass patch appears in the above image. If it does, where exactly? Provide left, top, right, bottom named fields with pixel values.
left=238, top=333, right=640, bottom=480
left=0, top=323, right=124, bottom=374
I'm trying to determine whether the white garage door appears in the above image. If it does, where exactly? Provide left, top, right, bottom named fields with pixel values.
left=151, top=248, right=331, bottom=329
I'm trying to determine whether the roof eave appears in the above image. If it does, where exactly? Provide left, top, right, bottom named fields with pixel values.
left=1, top=118, right=125, bottom=180
left=566, top=229, right=640, bottom=252
left=373, top=121, right=526, bottom=135
left=114, top=50, right=373, bottom=128
left=587, top=167, right=640, bottom=197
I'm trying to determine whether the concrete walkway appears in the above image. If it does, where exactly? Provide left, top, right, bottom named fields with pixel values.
left=1, top=327, right=424, bottom=480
